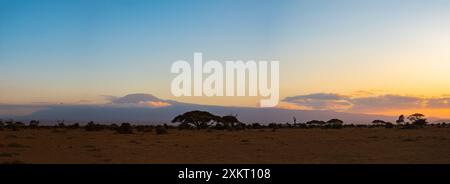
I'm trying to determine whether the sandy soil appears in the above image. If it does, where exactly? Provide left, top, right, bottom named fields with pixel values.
left=0, top=127, right=449, bottom=164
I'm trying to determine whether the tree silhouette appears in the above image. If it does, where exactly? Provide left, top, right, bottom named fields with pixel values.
left=116, top=123, right=133, bottom=134
left=218, top=115, right=241, bottom=128
left=29, top=120, right=40, bottom=129
left=372, top=120, right=387, bottom=126
left=325, top=119, right=344, bottom=129
left=407, top=113, right=428, bottom=127
left=306, top=120, right=326, bottom=126
left=327, top=119, right=343, bottom=125
left=396, top=115, right=405, bottom=125
left=171, top=110, right=221, bottom=129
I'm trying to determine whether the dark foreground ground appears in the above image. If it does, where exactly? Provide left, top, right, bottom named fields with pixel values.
left=0, top=127, right=449, bottom=164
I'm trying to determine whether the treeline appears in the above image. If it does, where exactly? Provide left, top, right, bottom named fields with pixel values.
left=0, top=111, right=449, bottom=134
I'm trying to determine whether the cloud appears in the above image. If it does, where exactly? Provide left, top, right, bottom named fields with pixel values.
left=101, top=95, right=119, bottom=102
left=348, top=95, right=424, bottom=112
left=426, top=98, right=450, bottom=108
left=0, top=104, right=48, bottom=116
left=104, top=93, right=172, bottom=108
left=283, top=93, right=450, bottom=113
left=109, top=94, right=161, bottom=104
left=284, top=93, right=348, bottom=101
left=282, top=93, right=352, bottom=111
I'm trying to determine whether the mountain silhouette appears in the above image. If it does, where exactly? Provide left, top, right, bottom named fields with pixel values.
left=2, top=93, right=403, bottom=125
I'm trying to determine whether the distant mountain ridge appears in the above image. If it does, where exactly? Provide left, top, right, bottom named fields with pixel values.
left=2, top=93, right=404, bottom=125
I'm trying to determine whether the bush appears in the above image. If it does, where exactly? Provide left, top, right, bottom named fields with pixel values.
left=155, top=125, right=168, bottom=135
left=108, top=123, right=119, bottom=130
left=212, top=123, right=226, bottom=130
left=68, top=123, right=80, bottom=129
left=29, top=120, right=40, bottom=129
left=318, top=119, right=343, bottom=129
left=295, top=123, right=307, bottom=129
left=412, top=119, right=428, bottom=127
left=384, top=122, right=394, bottom=128
left=234, top=123, right=246, bottom=130
left=372, top=120, right=387, bottom=127
left=116, top=123, right=133, bottom=134
left=268, top=123, right=281, bottom=129
left=135, top=125, right=153, bottom=132
left=400, top=123, right=418, bottom=129
left=85, top=121, right=103, bottom=131
left=322, top=123, right=343, bottom=129
left=306, top=120, right=326, bottom=128
left=249, top=123, right=263, bottom=129
left=5, top=121, right=22, bottom=131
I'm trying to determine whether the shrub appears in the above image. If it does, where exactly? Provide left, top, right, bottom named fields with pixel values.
left=384, top=122, right=394, bottom=128
left=372, top=120, right=387, bottom=127
left=85, top=121, right=103, bottom=131
left=294, top=123, right=307, bottom=129
left=323, top=123, right=343, bottom=129
left=155, top=125, right=168, bottom=135
left=116, top=123, right=133, bottom=134
left=135, top=125, right=153, bottom=132
left=68, top=123, right=80, bottom=129
left=400, top=123, right=418, bottom=129
left=212, top=123, right=226, bottom=130
left=29, top=120, right=40, bottom=129
left=343, top=124, right=356, bottom=128
left=249, top=123, right=263, bottom=129
left=55, top=120, right=65, bottom=128
left=322, top=119, right=343, bottom=129
left=5, top=121, right=21, bottom=131
left=268, top=123, right=281, bottom=129
left=108, top=123, right=119, bottom=130
left=234, top=122, right=246, bottom=130
left=306, top=120, right=326, bottom=127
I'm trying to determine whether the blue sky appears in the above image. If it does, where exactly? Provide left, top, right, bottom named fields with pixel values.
left=1, top=0, right=450, bottom=117
left=0, top=0, right=285, bottom=103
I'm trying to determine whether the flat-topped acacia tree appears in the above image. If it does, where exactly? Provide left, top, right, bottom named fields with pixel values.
left=171, top=110, right=222, bottom=129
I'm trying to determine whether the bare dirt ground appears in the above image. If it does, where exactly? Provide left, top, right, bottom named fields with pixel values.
left=1, top=127, right=449, bottom=164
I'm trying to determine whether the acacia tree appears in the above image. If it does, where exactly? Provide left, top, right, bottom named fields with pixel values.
left=396, top=115, right=405, bottom=125
left=171, top=110, right=221, bottom=129
left=327, top=119, right=344, bottom=128
left=327, top=119, right=344, bottom=125
left=407, top=113, right=428, bottom=127
left=306, top=120, right=326, bottom=126
left=372, top=120, right=387, bottom=126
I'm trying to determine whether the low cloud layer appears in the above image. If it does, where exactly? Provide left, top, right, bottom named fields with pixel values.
left=282, top=93, right=352, bottom=111
left=104, top=93, right=173, bottom=107
left=283, top=93, right=450, bottom=113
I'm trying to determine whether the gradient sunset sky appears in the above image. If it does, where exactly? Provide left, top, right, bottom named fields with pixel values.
left=1, top=0, right=450, bottom=118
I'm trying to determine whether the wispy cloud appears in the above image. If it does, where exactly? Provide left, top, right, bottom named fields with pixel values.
left=103, top=93, right=172, bottom=108
left=426, top=98, right=450, bottom=108
left=348, top=95, right=424, bottom=112
left=282, top=93, right=352, bottom=111
left=283, top=92, right=450, bottom=113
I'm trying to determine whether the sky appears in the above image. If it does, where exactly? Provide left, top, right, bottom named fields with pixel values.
left=1, top=0, right=450, bottom=118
